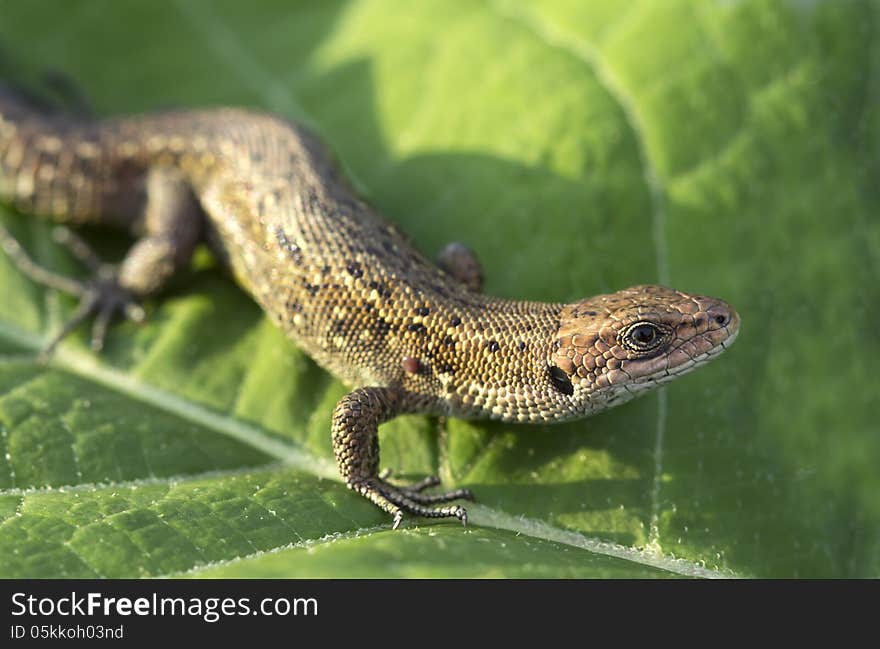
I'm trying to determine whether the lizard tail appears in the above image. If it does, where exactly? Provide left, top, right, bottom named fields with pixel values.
left=0, top=80, right=122, bottom=225
left=0, top=83, right=63, bottom=216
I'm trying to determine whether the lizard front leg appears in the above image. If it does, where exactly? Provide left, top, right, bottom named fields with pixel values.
left=0, top=167, right=203, bottom=356
left=436, top=242, right=483, bottom=293
left=331, top=386, right=473, bottom=528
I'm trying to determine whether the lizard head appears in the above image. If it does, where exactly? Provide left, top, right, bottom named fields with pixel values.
left=548, top=285, right=740, bottom=414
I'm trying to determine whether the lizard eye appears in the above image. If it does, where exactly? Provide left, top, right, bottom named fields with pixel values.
left=621, top=322, right=666, bottom=353
left=631, top=324, right=656, bottom=344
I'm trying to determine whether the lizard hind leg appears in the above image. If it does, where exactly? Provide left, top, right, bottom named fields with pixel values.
left=0, top=168, right=203, bottom=359
left=332, top=387, right=474, bottom=529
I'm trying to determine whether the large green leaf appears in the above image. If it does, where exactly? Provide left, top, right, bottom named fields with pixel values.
left=0, top=0, right=877, bottom=578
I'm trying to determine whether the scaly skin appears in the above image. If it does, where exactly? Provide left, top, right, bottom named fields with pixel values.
left=0, top=86, right=740, bottom=527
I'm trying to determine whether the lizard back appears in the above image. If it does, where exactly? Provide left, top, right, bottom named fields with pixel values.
left=1, top=97, right=568, bottom=421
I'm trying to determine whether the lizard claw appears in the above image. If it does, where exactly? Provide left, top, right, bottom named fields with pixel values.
left=87, top=280, right=142, bottom=352
left=37, top=271, right=144, bottom=360
left=0, top=223, right=146, bottom=360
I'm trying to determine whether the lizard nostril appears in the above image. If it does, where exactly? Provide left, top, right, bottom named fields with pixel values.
left=714, top=313, right=729, bottom=326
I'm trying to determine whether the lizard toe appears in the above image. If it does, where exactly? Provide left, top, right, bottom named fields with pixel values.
left=373, top=477, right=472, bottom=523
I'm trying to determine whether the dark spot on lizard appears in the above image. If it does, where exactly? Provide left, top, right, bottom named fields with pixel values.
left=518, top=341, right=527, bottom=352
left=372, top=318, right=391, bottom=338
left=487, top=340, right=500, bottom=353
left=368, top=280, right=391, bottom=298
left=346, top=262, right=363, bottom=278
left=406, top=323, right=427, bottom=334
left=415, top=306, right=429, bottom=316
left=275, top=227, right=303, bottom=264
left=548, top=366, right=574, bottom=396
left=302, top=282, right=320, bottom=296
left=442, top=335, right=455, bottom=347
left=450, top=316, right=462, bottom=327
left=305, top=187, right=321, bottom=210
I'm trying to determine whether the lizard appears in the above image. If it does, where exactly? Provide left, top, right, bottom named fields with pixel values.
left=0, top=83, right=740, bottom=528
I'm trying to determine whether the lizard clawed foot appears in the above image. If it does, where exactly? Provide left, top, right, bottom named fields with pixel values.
left=377, top=469, right=474, bottom=502
left=377, top=469, right=442, bottom=492
left=39, top=267, right=144, bottom=361
left=352, top=475, right=475, bottom=530
left=40, top=227, right=145, bottom=358
left=0, top=223, right=145, bottom=359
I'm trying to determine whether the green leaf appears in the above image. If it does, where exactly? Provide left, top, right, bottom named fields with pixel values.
left=1, top=0, right=877, bottom=578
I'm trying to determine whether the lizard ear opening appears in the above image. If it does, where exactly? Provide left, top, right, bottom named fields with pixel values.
left=548, top=365, right=574, bottom=396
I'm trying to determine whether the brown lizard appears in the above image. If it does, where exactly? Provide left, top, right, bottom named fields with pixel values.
left=0, top=84, right=740, bottom=527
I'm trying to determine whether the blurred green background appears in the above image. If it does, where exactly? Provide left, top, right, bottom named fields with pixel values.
left=0, top=0, right=877, bottom=578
